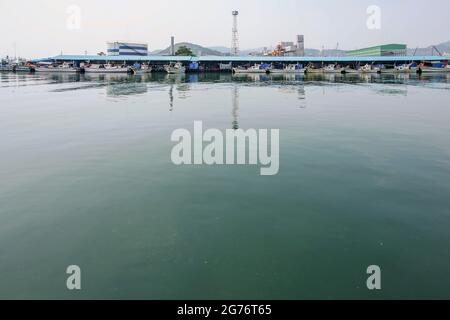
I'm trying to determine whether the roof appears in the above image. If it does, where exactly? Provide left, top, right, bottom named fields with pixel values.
left=32, top=54, right=447, bottom=63
left=346, top=44, right=407, bottom=54
left=36, top=55, right=193, bottom=62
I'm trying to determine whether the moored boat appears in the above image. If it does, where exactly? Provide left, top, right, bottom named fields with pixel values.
left=131, top=63, right=153, bottom=74
left=84, top=63, right=130, bottom=73
left=0, top=57, right=14, bottom=72
left=233, top=64, right=271, bottom=74
left=13, top=64, right=34, bottom=72
left=305, top=64, right=322, bottom=74
left=0, top=65, right=14, bottom=72
left=418, top=62, right=450, bottom=73
left=35, top=62, right=80, bottom=73
left=359, top=64, right=381, bottom=73
left=381, top=63, right=415, bottom=73
left=342, top=66, right=359, bottom=74
left=322, top=64, right=345, bottom=74
left=164, top=62, right=186, bottom=74
left=270, top=64, right=305, bottom=74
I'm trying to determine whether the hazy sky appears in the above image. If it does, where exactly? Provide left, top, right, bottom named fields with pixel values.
left=1, top=0, right=449, bottom=58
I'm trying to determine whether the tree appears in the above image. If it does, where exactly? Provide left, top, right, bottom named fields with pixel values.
left=176, top=46, right=196, bottom=56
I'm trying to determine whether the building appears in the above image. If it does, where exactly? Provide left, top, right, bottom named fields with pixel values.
left=268, top=35, right=305, bottom=56
left=296, top=35, right=305, bottom=56
left=107, top=42, right=148, bottom=56
left=346, top=44, right=407, bottom=57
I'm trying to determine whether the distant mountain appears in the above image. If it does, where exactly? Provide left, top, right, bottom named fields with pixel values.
left=241, top=47, right=267, bottom=56
left=156, top=42, right=223, bottom=56
left=205, top=47, right=346, bottom=57
left=152, top=40, right=450, bottom=57
left=207, top=46, right=230, bottom=55
left=204, top=46, right=267, bottom=56
left=408, top=41, right=450, bottom=56
left=149, top=49, right=163, bottom=55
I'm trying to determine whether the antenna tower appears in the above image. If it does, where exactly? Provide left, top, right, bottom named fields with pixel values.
left=231, top=11, right=239, bottom=56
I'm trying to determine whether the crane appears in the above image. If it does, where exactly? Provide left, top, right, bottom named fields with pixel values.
left=432, top=46, right=442, bottom=56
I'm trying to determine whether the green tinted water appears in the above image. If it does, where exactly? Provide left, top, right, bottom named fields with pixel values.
left=1, top=72, right=450, bottom=299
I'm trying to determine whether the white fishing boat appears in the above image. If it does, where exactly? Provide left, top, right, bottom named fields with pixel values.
left=233, top=64, right=271, bottom=74
left=9, top=58, right=33, bottom=72
left=270, top=64, right=305, bottom=74
left=0, top=65, right=14, bottom=72
left=84, top=63, right=130, bottom=73
left=322, top=64, right=344, bottom=73
left=13, top=64, right=33, bottom=72
left=342, top=67, right=359, bottom=74
left=0, top=58, right=14, bottom=71
left=393, top=63, right=415, bottom=73
left=164, top=62, right=186, bottom=74
left=418, top=62, right=450, bottom=73
left=359, top=64, right=381, bottom=73
left=420, top=67, right=450, bottom=73
left=305, top=65, right=323, bottom=74
left=35, top=62, right=80, bottom=73
left=219, top=62, right=233, bottom=71
left=131, top=63, right=152, bottom=74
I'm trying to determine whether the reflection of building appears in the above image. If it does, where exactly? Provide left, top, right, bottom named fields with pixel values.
left=346, top=44, right=407, bottom=57
left=107, top=41, right=148, bottom=56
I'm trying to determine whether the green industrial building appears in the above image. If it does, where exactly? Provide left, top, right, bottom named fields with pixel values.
left=346, top=44, right=407, bottom=57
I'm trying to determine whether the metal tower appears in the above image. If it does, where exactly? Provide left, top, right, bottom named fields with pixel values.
left=231, top=11, right=239, bottom=56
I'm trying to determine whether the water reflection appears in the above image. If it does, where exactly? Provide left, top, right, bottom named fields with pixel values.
left=1, top=71, right=449, bottom=96
left=169, top=84, right=174, bottom=112
left=232, top=85, right=239, bottom=130
left=2, top=71, right=449, bottom=133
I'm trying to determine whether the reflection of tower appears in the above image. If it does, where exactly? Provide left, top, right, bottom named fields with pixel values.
left=298, top=84, right=306, bottom=109
left=231, top=11, right=239, bottom=56
left=232, top=85, right=239, bottom=130
left=169, top=84, right=174, bottom=111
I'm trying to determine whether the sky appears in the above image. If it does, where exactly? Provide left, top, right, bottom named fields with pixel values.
left=1, top=0, right=449, bottom=58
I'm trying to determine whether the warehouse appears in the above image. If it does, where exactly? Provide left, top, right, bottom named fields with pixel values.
left=346, top=44, right=407, bottom=57
left=107, top=41, right=148, bottom=56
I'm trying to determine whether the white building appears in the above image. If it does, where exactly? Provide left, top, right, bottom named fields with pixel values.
left=107, top=42, right=148, bottom=56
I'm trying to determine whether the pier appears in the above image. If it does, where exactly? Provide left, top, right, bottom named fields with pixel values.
left=33, top=54, right=449, bottom=72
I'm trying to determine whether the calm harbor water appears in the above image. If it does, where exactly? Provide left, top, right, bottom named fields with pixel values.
left=1, top=72, right=450, bottom=299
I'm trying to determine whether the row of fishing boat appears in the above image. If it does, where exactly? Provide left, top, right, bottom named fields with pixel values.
left=0, top=61, right=187, bottom=74
left=232, top=62, right=450, bottom=74
left=3, top=60, right=450, bottom=75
